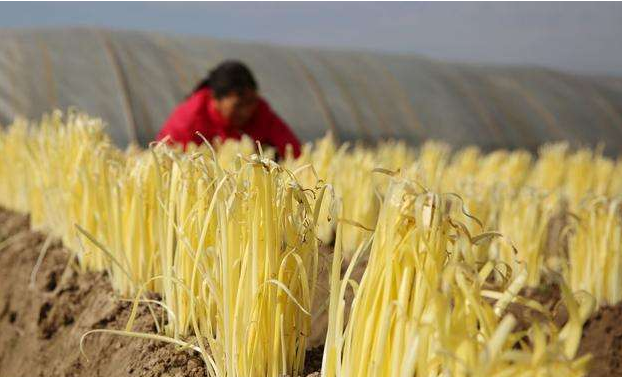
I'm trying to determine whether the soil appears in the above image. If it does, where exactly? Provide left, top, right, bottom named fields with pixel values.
left=308, top=244, right=366, bottom=348
left=0, top=208, right=322, bottom=377
left=505, top=283, right=568, bottom=332
left=578, top=303, right=622, bottom=377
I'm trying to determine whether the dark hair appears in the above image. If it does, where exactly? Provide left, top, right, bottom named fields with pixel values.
left=192, top=60, right=258, bottom=99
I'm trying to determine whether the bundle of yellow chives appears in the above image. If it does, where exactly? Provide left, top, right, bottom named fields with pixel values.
left=322, top=177, right=594, bottom=377
left=566, top=197, right=622, bottom=305
left=0, top=111, right=322, bottom=376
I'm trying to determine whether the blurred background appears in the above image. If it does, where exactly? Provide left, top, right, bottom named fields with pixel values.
left=0, top=2, right=621, bottom=152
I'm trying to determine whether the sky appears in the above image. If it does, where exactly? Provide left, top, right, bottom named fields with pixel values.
left=0, top=2, right=621, bottom=76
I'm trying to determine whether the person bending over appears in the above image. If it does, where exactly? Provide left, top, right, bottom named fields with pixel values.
left=157, top=60, right=301, bottom=158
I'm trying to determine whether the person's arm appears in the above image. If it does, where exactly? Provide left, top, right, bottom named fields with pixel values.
left=157, top=91, right=213, bottom=148
left=156, top=118, right=197, bottom=147
left=263, top=103, right=301, bottom=158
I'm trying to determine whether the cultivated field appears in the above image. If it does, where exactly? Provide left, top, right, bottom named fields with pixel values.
left=1, top=110, right=621, bottom=376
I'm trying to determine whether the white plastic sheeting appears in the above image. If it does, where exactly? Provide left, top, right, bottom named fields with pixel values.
left=1, top=28, right=621, bottom=152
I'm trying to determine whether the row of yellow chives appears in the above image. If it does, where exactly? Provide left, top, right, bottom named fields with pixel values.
left=0, top=111, right=322, bottom=377
left=322, top=177, right=595, bottom=377
left=2, top=110, right=622, bottom=375
left=287, top=135, right=622, bottom=303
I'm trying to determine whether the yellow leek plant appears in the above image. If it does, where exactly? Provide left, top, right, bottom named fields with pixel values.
left=0, top=111, right=323, bottom=377
left=322, top=177, right=594, bottom=377
left=566, top=197, right=622, bottom=305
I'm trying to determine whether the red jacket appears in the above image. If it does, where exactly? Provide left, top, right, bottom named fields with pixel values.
left=157, top=88, right=301, bottom=158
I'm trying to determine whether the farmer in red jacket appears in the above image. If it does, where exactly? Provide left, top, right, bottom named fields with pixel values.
left=157, top=60, right=301, bottom=158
